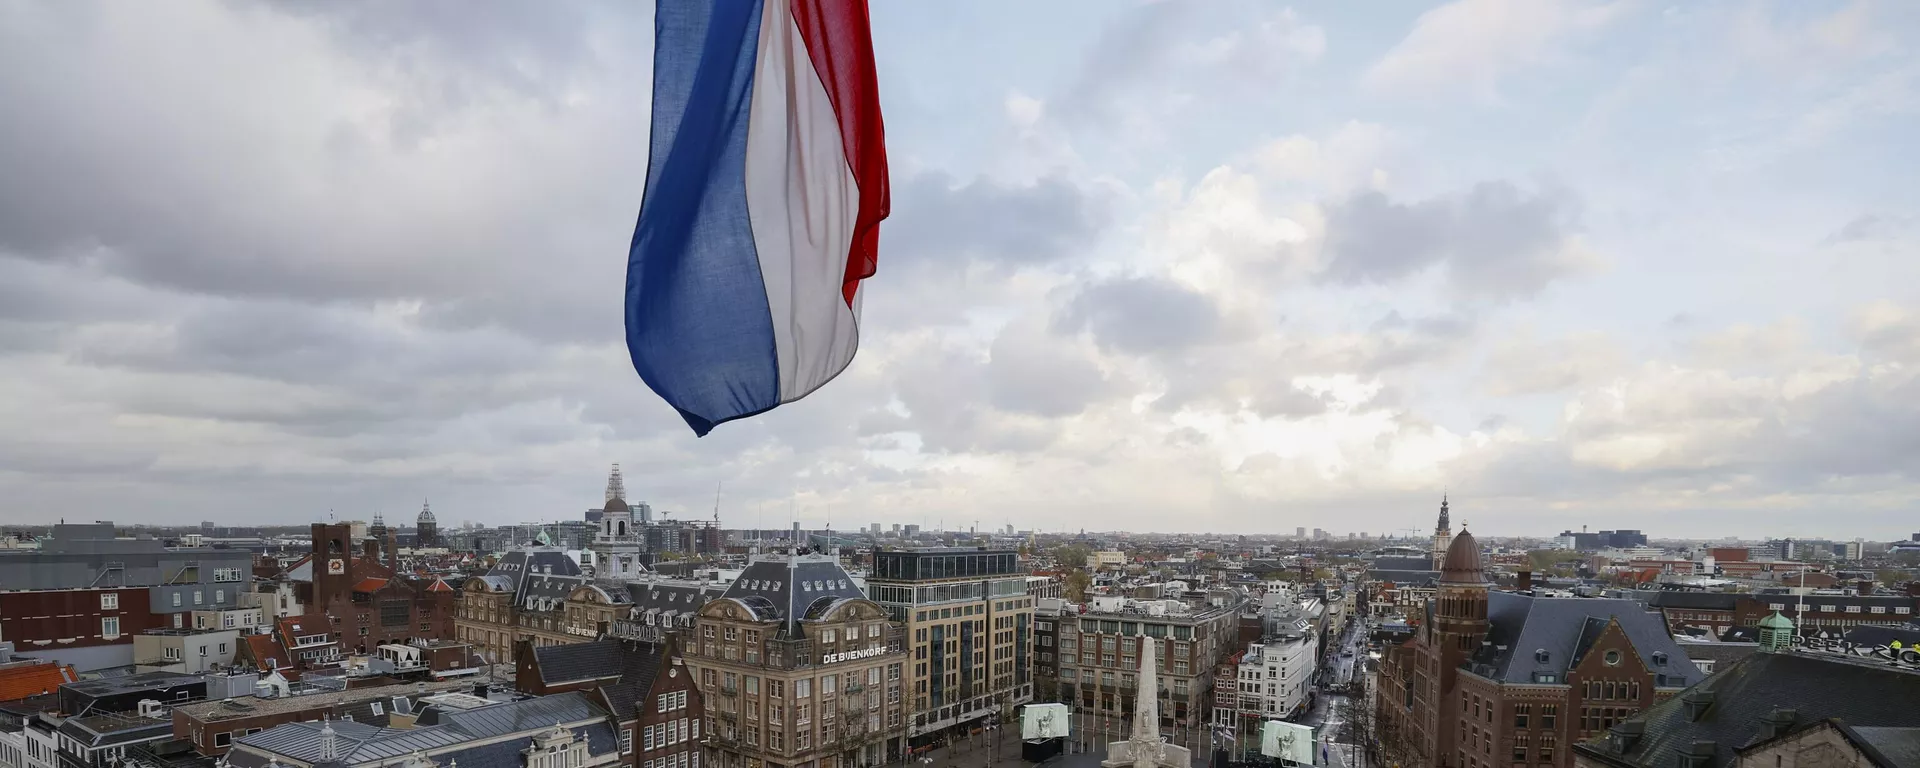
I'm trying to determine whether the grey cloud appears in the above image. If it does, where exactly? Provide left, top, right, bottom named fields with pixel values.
left=1056, top=277, right=1221, bottom=355
left=885, top=172, right=1106, bottom=271
left=1319, top=181, right=1589, bottom=299
left=985, top=322, right=1110, bottom=418
left=873, top=342, right=1061, bottom=456
left=0, top=0, right=651, bottom=343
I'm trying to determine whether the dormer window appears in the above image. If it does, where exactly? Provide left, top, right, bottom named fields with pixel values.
left=1652, top=651, right=1668, bottom=667
left=1535, top=649, right=1550, bottom=664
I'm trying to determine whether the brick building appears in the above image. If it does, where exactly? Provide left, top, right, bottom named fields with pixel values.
left=275, top=524, right=456, bottom=657
left=1374, top=530, right=1703, bottom=768
left=517, top=634, right=703, bottom=768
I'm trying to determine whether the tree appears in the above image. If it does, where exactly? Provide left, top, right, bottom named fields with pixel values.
left=1529, top=549, right=1584, bottom=574
left=1065, top=570, right=1092, bottom=603
left=1053, top=544, right=1092, bottom=570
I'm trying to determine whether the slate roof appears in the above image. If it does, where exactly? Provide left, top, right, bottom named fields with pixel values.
left=486, top=548, right=583, bottom=594
left=1850, top=725, right=1920, bottom=767
left=1574, top=651, right=1920, bottom=768
left=1467, top=591, right=1704, bottom=686
left=230, top=692, right=615, bottom=768
left=628, top=578, right=725, bottom=612
left=1846, top=624, right=1920, bottom=648
left=1369, top=569, right=1439, bottom=587
left=1371, top=556, right=1436, bottom=572
left=529, top=640, right=629, bottom=686
left=515, top=572, right=587, bottom=613
left=1647, top=592, right=1740, bottom=611
left=1674, top=641, right=1760, bottom=669
left=721, top=554, right=867, bottom=637
left=59, top=714, right=173, bottom=748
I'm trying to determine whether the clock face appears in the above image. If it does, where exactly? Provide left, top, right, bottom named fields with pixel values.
left=327, top=558, right=346, bottom=575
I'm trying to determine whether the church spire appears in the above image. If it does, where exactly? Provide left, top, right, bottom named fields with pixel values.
left=1437, top=493, right=1451, bottom=533
left=605, top=463, right=627, bottom=503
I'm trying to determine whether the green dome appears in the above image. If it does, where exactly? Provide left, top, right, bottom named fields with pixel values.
left=1758, top=611, right=1795, bottom=630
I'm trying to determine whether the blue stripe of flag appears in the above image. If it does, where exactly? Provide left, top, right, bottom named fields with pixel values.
left=626, top=0, right=780, bottom=436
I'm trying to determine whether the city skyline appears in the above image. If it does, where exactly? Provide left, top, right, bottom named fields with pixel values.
left=4, top=1, right=1919, bottom=537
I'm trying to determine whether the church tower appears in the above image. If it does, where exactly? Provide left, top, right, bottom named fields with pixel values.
left=415, top=500, right=438, bottom=549
left=1429, top=527, right=1489, bottom=766
left=593, top=464, right=645, bottom=582
left=1431, top=495, right=1453, bottom=570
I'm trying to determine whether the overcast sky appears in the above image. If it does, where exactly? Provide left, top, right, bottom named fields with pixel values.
left=3, top=0, right=1918, bottom=538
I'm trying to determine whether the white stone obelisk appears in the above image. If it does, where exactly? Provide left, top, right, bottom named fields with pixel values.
left=1103, top=636, right=1191, bottom=768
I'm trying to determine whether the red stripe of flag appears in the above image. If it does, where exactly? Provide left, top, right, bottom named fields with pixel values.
left=788, top=0, right=890, bottom=307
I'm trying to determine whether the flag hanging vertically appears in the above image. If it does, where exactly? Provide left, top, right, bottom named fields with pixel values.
left=626, top=0, right=889, bottom=436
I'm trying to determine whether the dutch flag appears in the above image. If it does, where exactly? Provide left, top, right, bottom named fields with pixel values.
left=627, top=0, right=889, bottom=436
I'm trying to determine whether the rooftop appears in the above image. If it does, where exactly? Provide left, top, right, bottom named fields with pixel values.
left=173, top=677, right=476, bottom=722
left=1575, top=650, right=1920, bottom=768
left=63, top=671, right=205, bottom=698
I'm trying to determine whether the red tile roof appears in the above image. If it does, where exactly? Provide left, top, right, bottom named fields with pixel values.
left=353, top=577, right=389, bottom=593
left=0, top=661, right=77, bottom=703
left=240, top=634, right=288, bottom=672
left=425, top=578, right=455, bottom=593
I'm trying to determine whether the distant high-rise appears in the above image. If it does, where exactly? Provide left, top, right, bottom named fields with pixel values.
left=1295, top=526, right=1306, bottom=538
left=416, top=500, right=438, bottom=548
left=870, top=522, right=881, bottom=535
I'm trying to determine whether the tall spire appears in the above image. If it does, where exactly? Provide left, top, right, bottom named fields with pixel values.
left=606, top=463, right=627, bottom=503
left=1437, top=494, right=1450, bottom=533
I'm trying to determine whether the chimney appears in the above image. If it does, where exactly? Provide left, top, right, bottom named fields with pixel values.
left=1857, top=579, right=1875, bottom=595
left=1517, top=570, right=1533, bottom=592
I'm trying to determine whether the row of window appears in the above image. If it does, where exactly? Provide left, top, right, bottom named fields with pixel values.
left=1767, top=603, right=1912, bottom=615
left=699, top=666, right=901, bottom=698
left=641, top=751, right=696, bottom=768
left=642, top=717, right=696, bottom=750
left=1582, top=679, right=1641, bottom=701
left=1512, top=703, right=1558, bottom=729
left=1077, top=619, right=1196, bottom=641
left=723, top=711, right=900, bottom=751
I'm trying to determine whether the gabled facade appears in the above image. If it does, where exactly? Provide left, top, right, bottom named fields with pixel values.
left=517, top=637, right=704, bottom=768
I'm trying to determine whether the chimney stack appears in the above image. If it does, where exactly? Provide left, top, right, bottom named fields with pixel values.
left=1517, top=570, right=1534, bottom=593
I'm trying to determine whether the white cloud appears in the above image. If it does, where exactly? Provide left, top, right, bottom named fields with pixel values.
left=1363, top=0, right=1630, bottom=98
